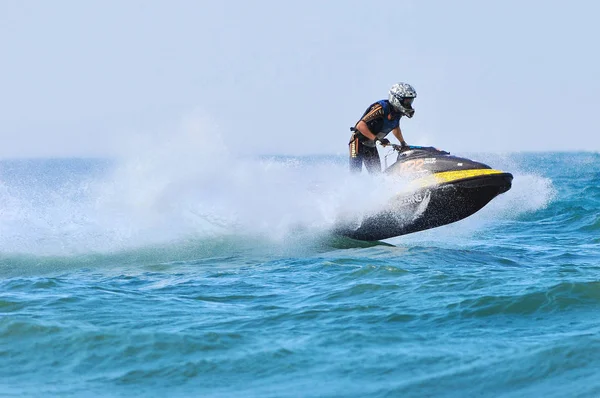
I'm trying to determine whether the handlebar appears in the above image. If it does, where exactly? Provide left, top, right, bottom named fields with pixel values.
left=381, top=142, right=451, bottom=155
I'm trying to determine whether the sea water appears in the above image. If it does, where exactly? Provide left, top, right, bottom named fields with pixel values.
left=1, top=149, right=599, bottom=397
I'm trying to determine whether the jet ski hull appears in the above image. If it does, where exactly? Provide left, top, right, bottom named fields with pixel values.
left=335, top=146, right=513, bottom=241
left=336, top=171, right=512, bottom=241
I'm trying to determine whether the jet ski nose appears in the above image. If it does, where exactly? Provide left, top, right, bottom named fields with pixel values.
left=499, top=173, right=513, bottom=193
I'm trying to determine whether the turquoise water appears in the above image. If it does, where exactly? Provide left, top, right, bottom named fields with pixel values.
left=1, top=152, right=599, bottom=397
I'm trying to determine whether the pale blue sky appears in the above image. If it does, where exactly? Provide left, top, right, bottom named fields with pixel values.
left=1, top=0, right=598, bottom=157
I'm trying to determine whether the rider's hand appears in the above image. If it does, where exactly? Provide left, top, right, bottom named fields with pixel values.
left=377, top=138, right=390, bottom=146
left=400, top=141, right=408, bottom=149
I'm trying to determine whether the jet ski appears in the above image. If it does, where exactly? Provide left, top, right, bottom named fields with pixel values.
left=335, top=145, right=513, bottom=241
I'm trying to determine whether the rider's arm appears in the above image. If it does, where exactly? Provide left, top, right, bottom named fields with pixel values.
left=355, top=120, right=378, bottom=141
left=392, top=127, right=408, bottom=146
left=355, top=104, right=384, bottom=141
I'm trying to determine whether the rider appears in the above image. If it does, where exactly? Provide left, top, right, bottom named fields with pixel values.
left=349, top=82, right=417, bottom=174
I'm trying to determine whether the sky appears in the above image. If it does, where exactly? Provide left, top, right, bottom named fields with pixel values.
left=1, top=0, right=599, bottom=157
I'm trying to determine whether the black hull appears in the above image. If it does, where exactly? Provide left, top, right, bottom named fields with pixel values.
left=335, top=173, right=513, bottom=241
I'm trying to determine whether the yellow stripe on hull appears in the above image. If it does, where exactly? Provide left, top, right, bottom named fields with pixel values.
left=415, top=169, right=508, bottom=188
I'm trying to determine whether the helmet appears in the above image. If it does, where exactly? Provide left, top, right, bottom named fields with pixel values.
left=388, top=82, right=417, bottom=118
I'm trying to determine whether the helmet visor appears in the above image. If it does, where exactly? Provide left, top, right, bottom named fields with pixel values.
left=401, top=97, right=414, bottom=107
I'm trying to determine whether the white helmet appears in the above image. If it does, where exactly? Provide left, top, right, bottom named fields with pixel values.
left=389, top=82, right=417, bottom=118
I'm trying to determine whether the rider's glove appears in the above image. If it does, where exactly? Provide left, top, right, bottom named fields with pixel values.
left=377, top=138, right=390, bottom=146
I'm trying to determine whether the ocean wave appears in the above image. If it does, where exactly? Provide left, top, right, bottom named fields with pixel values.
left=445, top=281, right=600, bottom=318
